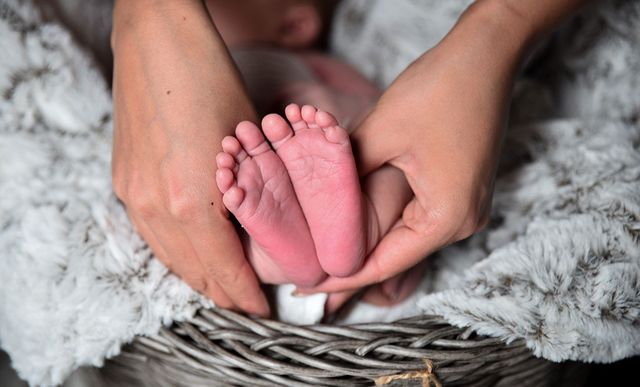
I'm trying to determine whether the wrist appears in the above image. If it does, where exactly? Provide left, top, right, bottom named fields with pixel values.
left=458, top=1, right=536, bottom=62
left=439, top=0, right=584, bottom=77
left=472, top=0, right=587, bottom=46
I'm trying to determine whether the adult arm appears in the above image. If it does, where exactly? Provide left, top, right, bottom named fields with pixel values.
left=111, top=0, right=269, bottom=316
left=302, top=0, right=587, bottom=298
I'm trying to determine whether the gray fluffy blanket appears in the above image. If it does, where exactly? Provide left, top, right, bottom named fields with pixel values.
left=0, top=0, right=639, bottom=385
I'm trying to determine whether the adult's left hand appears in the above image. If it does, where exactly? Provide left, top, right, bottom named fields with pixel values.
left=301, top=0, right=585, bottom=308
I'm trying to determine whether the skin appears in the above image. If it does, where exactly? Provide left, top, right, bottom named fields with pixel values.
left=301, top=0, right=588, bottom=308
left=111, top=0, right=324, bottom=316
left=204, top=0, right=322, bottom=49
left=111, top=0, right=586, bottom=316
left=111, top=0, right=268, bottom=316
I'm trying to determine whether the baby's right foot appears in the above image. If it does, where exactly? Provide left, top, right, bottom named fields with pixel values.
left=216, top=121, right=325, bottom=287
left=262, top=104, right=366, bottom=277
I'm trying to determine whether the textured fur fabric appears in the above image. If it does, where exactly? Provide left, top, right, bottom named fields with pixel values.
left=0, top=2, right=206, bottom=385
left=0, top=0, right=638, bottom=386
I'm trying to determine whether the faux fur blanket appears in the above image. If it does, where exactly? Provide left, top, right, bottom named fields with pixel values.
left=0, top=0, right=638, bottom=386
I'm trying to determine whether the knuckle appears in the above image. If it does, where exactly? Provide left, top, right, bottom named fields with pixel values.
left=115, top=169, right=160, bottom=218
left=163, top=175, right=202, bottom=222
left=167, top=192, right=200, bottom=222
left=128, top=189, right=158, bottom=219
left=417, top=202, right=458, bottom=237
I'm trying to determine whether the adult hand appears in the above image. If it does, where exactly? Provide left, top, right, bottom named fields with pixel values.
left=111, top=0, right=269, bottom=316
left=302, top=0, right=586, bottom=302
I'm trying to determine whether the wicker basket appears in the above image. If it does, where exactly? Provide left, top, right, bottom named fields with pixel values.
left=99, top=308, right=586, bottom=387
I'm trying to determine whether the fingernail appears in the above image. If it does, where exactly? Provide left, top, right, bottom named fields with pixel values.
left=252, top=304, right=271, bottom=318
left=383, top=275, right=406, bottom=302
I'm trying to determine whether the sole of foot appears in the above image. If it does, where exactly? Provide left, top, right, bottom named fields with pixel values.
left=215, top=120, right=325, bottom=287
left=261, top=104, right=365, bottom=277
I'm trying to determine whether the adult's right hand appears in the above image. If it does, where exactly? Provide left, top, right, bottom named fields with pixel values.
left=111, top=0, right=269, bottom=316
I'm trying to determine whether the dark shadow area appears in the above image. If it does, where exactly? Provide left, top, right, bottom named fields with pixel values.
left=585, top=356, right=638, bottom=387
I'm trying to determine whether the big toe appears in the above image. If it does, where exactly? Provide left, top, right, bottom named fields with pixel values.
left=262, top=113, right=294, bottom=150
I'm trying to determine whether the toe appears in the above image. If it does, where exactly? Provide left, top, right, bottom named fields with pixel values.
left=222, top=186, right=245, bottom=212
left=301, top=105, right=319, bottom=128
left=216, top=152, right=235, bottom=170
left=262, top=113, right=295, bottom=150
left=236, top=121, right=271, bottom=157
left=222, top=136, right=248, bottom=163
left=284, top=103, right=308, bottom=131
left=324, top=125, right=350, bottom=145
left=215, top=168, right=235, bottom=193
left=316, top=110, right=338, bottom=128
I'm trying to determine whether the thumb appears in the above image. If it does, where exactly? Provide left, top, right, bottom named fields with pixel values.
left=299, top=202, right=450, bottom=294
left=324, top=289, right=362, bottom=316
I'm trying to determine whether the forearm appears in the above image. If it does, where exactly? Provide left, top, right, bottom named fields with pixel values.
left=459, top=0, right=588, bottom=72
left=111, top=0, right=255, bottom=141
left=396, top=0, right=587, bottom=171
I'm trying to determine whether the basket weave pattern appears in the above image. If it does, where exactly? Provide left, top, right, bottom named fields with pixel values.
left=109, top=309, right=561, bottom=386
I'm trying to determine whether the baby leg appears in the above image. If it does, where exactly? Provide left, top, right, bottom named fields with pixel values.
left=361, top=166, right=425, bottom=305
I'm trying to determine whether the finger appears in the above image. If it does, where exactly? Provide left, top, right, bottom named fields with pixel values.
left=299, top=213, right=447, bottom=293
left=130, top=211, right=235, bottom=309
left=129, top=211, right=170, bottom=263
left=361, top=261, right=427, bottom=306
left=181, top=212, right=271, bottom=317
left=142, top=212, right=236, bottom=310
left=325, top=289, right=361, bottom=315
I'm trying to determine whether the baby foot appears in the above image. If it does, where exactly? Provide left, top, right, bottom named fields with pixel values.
left=216, top=121, right=325, bottom=287
left=262, top=104, right=365, bottom=277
